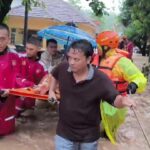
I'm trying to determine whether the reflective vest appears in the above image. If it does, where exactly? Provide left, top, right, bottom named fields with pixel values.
left=92, top=54, right=128, bottom=95
left=116, top=48, right=129, bottom=58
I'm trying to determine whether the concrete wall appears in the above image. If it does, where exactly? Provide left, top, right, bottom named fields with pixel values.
left=8, top=16, right=96, bottom=48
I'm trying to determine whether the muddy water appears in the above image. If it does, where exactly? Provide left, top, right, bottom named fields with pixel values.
left=99, top=88, right=150, bottom=150
left=0, top=54, right=150, bottom=150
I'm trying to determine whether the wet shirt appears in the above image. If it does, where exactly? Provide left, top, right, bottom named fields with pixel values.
left=51, top=62, right=119, bottom=142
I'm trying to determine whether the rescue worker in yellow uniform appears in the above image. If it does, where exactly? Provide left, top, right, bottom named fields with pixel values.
left=92, top=31, right=147, bottom=95
left=92, top=31, right=147, bottom=143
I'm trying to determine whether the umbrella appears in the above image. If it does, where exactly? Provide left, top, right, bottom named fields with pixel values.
left=37, top=25, right=97, bottom=48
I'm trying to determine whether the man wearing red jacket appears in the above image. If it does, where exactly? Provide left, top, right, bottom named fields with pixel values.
left=15, top=37, right=48, bottom=117
left=0, top=23, right=21, bottom=135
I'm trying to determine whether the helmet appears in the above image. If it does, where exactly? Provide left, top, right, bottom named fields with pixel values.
left=96, top=31, right=119, bottom=49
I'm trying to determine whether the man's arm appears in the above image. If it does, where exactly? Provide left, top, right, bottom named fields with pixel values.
left=117, top=57, right=147, bottom=94
left=48, top=75, right=58, bottom=100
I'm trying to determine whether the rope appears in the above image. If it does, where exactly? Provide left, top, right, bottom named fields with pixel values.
left=131, top=107, right=150, bottom=148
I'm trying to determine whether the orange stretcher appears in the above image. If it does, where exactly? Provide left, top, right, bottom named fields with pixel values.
left=9, top=88, right=60, bottom=100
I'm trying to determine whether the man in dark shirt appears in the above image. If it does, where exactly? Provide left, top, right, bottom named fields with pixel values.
left=48, top=39, right=135, bottom=150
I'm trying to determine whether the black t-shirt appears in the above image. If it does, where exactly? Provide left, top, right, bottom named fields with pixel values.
left=51, top=62, right=119, bottom=142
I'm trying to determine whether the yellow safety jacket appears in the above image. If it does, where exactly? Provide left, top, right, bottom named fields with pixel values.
left=92, top=49, right=147, bottom=94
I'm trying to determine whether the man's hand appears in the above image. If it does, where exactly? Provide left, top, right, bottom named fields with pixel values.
left=0, top=89, right=10, bottom=103
left=33, top=85, right=41, bottom=93
left=48, top=91, right=58, bottom=105
left=127, top=82, right=138, bottom=94
left=0, top=89, right=9, bottom=97
left=114, top=95, right=136, bottom=108
left=121, top=96, right=136, bottom=108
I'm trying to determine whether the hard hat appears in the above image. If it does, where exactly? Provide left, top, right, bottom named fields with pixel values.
left=96, top=31, right=119, bottom=49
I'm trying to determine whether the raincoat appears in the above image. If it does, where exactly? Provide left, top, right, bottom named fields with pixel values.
left=15, top=53, right=48, bottom=115
left=0, top=48, right=20, bottom=135
left=92, top=48, right=147, bottom=143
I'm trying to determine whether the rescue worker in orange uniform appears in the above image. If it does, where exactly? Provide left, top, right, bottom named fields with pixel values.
left=92, top=31, right=147, bottom=95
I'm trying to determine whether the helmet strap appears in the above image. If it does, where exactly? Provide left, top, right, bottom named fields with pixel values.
left=101, top=46, right=110, bottom=57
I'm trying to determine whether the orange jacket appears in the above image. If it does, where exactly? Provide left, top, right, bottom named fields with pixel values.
left=92, top=52, right=128, bottom=95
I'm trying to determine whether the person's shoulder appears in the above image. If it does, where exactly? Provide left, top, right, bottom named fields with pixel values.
left=52, top=61, right=68, bottom=73
left=93, top=68, right=109, bottom=80
left=56, top=51, right=64, bottom=58
left=38, top=60, right=48, bottom=71
left=8, top=48, right=17, bottom=54
left=17, top=52, right=27, bottom=58
left=41, top=50, right=48, bottom=55
left=8, top=48, right=20, bottom=58
left=93, top=69, right=115, bottom=88
left=119, top=56, right=131, bottom=62
left=51, top=61, right=68, bottom=76
left=116, top=56, right=133, bottom=68
left=57, top=60, right=68, bottom=68
left=41, top=50, right=49, bottom=58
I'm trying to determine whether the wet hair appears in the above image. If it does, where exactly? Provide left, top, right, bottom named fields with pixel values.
left=0, top=23, right=10, bottom=35
left=27, top=37, right=41, bottom=47
left=68, top=39, right=94, bottom=58
left=46, top=39, right=57, bottom=46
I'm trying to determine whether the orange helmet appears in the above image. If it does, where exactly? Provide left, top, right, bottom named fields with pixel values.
left=96, top=31, right=119, bottom=49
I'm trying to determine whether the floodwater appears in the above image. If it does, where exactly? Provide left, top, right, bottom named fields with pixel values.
left=0, top=54, right=150, bottom=150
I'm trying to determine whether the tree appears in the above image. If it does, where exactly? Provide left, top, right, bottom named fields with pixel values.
left=21, top=0, right=44, bottom=46
left=0, top=0, right=13, bottom=23
left=0, top=0, right=43, bottom=24
left=0, top=0, right=44, bottom=46
left=86, top=0, right=108, bottom=17
left=119, top=0, right=150, bottom=56
left=68, top=0, right=107, bottom=17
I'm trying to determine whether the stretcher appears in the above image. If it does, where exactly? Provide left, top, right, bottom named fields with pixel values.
left=9, top=88, right=60, bottom=101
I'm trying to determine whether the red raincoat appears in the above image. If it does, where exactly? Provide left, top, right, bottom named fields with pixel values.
left=15, top=53, right=48, bottom=115
left=0, top=48, right=20, bottom=135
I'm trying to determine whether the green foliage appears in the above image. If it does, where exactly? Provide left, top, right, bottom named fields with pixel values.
left=0, top=0, right=13, bottom=23
left=2, top=16, right=8, bottom=24
left=0, top=0, right=3, bottom=7
left=119, top=0, right=150, bottom=56
left=22, top=0, right=45, bottom=10
left=86, top=0, right=108, bottom=17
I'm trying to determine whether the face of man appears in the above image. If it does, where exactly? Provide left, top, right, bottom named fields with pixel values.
left=67, top=48, right=91, bottom=73
left=26, top=43, right=38, bottom=58
left=0, top=29, right=10, bottom=52
left=47, top=42, right=57, bottom=55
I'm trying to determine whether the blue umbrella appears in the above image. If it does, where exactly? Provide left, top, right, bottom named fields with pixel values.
left=37, top=25, right=97, bottom=48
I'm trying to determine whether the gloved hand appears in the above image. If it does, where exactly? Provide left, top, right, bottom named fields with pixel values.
left=127, top=82, right=138, bottom=94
